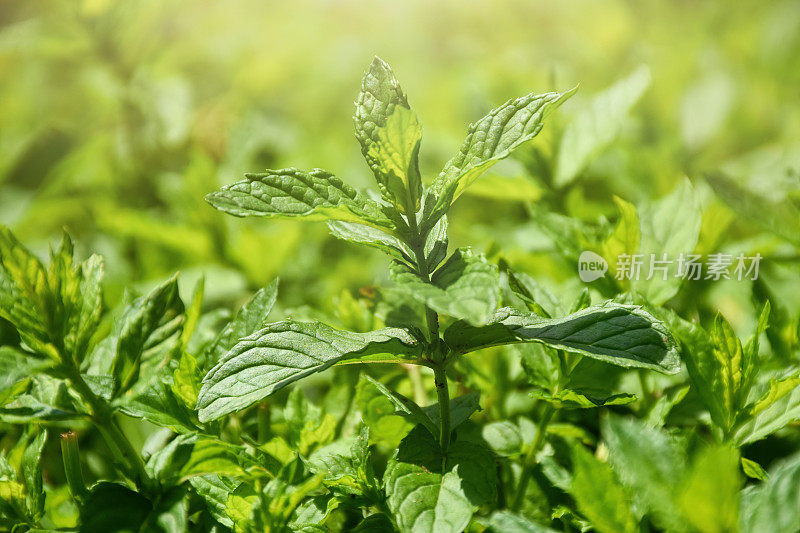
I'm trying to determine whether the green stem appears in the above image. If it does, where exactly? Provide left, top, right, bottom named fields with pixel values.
left=60, top=431, right=86, bottom=502
left=512, top=404, right=556, bottom=510
left=434, top=365, right=451, bottom=454
left=64, top=367, right=151, bottom=491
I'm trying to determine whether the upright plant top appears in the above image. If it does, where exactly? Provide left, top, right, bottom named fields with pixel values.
left=198, top=58, right=680, bottom=528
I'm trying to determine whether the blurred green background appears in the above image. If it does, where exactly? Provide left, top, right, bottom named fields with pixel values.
left=1, top=0, right=799, bottom=326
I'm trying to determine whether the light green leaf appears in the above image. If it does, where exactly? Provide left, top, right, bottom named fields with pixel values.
left=735, top=382, right=800, bottom=445
left=354, top=57, right=422, bottom=213
left=327, top=221, right=413, bottom=263
left=481, top=421, right=523, bottom=457
left=118, top=379, right=200, bottom=433
left=390, top=247, right=500, bottom=325
left=531, top=389, right=636, bottom=409
left=555, top=65, right=650, bottom=187
left=188, top=475, right=236, bottom=528
left=198, top=322, right=422, bottom=421
left=445, top=303, right=680, bottom=373
left=569, top=445, right=637, bottom=533
left=740, top=452, right=800, bottom=533
left=741, top=457, right=768, bottom=481
left=711, top=314, right=747, bottom=430
left=146, top=434, right=268, bottom=483
left=632, top=177, right=702, bottom=305
left=0, top=348, right=51, bottom=405
left=706, top=171, right=800, bottom=247
left=208, top=279, right=278, bottom=365
left=602, top=416, right=683, bottom=529
left=602, top=196, right=640, bottom=281
left=363, top=375, right=438, bottom=438
left=423, top=87, right=575, bottom=228
left=384, top=426, right=496, bottom=533
left=752, top=373, right=800, bottom=416
left=487, top=511, right=559, bottom=533
left=423, top=391, right=481, bottom=432
left=677, top=445, right=741, bottom=533
left=112, top=275, right=185, bottom=395
left=22, top=428, right=47, bottom=520
left=206, top=168, right=392, bottom=229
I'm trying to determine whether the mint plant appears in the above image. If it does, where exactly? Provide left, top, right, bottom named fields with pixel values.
left=197, top=57, right=680, bottom=530
left=2, top=57, right=799, bottom=533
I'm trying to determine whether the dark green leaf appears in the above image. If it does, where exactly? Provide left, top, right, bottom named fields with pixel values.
left=198, top=321, right=422, bottom=421
left=445, top=303, right=680, bottom=373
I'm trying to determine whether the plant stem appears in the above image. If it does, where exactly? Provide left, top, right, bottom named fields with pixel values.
left=64, top=367, right=151, bottom=491
left=512, top=404, right=556, bottom=510
left=433, top=365, right=451, bottom=454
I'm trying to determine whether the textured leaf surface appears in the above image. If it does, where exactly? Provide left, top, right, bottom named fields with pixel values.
left=487, top=511, right=559, bottom=533
left=354, top=57, right=422, bottom=212
left=569, top=445, right=637, bottom=533
left=198, top=321, right=422, bottom=421
left=740, top=452, right=800, bottom=532
left=327, top=221, right=413, bottom=262
left=207, top=280, right=278, bottom=365
left=555, top=66, right=650, bottom=186
left=206, top=168, right=391, bottom=229
left=423, top=87, right=575, bottom=227
left=602, top=416, right=684, bottom=530
left=390, top=248, right=499, bottom=325
left=384, top=426, right=496, bottom=533
left=445, top=303, right=679, bottom=373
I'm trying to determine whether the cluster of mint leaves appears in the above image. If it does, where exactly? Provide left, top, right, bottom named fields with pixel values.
left=0, top=58, right=799, bottom=532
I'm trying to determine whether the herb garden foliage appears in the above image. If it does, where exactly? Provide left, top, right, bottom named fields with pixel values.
left=0, top=58, right=798, bottom=533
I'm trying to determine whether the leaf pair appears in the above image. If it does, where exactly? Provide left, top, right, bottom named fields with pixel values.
left=207, top=57, right=574, bottom=258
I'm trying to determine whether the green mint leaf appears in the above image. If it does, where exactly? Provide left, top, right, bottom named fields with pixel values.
left=197, top=322, right=422, bottom=421
left=422, top=87, right=575, bottom=228
left=390, top=247, right=500, bottom=326
left=363, top=375, right=438, bottom=438
left=601, top=416, right=684, bottom=530
left=146, top=434, right=268, bottom=484
left=734, top=380, right=800, bottom=445
left=111, top=275, right=185, bottom=396
left=740, top=457, right=768, bottom=481
left=117, top=379, right=200, bottom=433
left=206, top=168, right=392, bottom=229
left=487, top=511, right=559, bottom=533
left=354, top=57, right=423, bottom=213
left=445, top=303, right=680, bottom=373
left=740, top=452, right=800, bottom=532
left=22, top=428, right=47, bottom=520
left=422, top=390, right=481, bottom=432
left=677, top=445, right=741, bottom=533
left=481, top=421, right=523, bottom=457
left=384, top=426, right=496, bottom=533
left=327, top=221, right=414, bottom=263
left=554, top=66, right=650, bottom=187
left=569, top=444, right=637, bottom=533
left=188, top=475, right=236, bottom=528
left=706, top=170, right=800, bottom=247
left=207, top=279, right=278, bottom=366
left=0, top=226, right=104, bottom=362
left=531, top=389, right=636, bottom=409
left=632, top=177, right=702, bottom=304
left=710, top=313, right=748, bottom=430
left=0, top=348, right=51, bottom=406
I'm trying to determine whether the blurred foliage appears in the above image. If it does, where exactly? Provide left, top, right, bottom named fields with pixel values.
left=1, top=0, right=799, bottom=530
